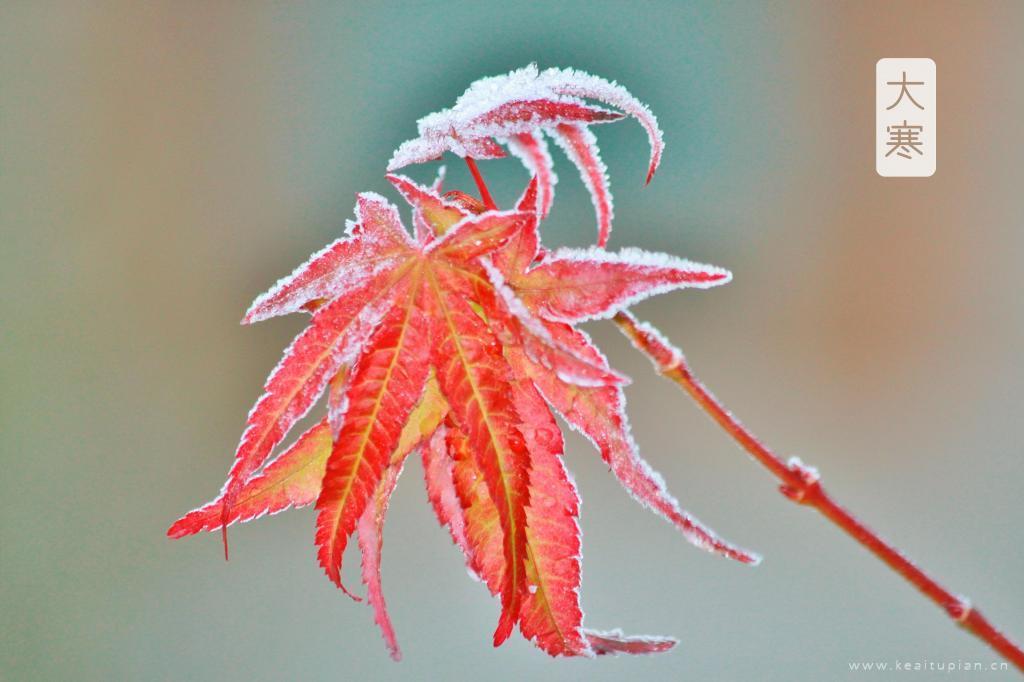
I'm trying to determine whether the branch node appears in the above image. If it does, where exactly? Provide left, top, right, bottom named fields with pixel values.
left=946, top=596, right=973, bottom=624
left=778, top=456, right=822, bottom=504
left=613, top=311, right=685, bottom=372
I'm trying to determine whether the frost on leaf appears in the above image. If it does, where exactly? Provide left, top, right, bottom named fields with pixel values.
left=512, top=246, right=733, bottom=323
left=167, top=418, right=332, bottom=538
left=171, top=66, right=753, bottom=661
left=550, top=123, right=613, bottom=245
left=388, top=64, right=665, bottom=244
left=505, top=131, right=557, bottom=218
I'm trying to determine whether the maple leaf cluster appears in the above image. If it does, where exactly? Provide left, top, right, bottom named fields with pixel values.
left=170, top=65, right=758, bottom=660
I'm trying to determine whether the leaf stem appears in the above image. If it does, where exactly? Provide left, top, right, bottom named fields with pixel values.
left=465, top=157, right=498, bottom=210
left=613, top=310, right=1024, bottom=673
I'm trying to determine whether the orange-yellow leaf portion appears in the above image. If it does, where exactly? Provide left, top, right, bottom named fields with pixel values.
left=315, top=275, right=430, bottom=590
left=427, top=266, right=530, bottom=645
left=167, top=418, right=332, bottom=538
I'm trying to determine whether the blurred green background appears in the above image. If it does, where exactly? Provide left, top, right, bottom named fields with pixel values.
left=3, top=2, right=1023, bottom=680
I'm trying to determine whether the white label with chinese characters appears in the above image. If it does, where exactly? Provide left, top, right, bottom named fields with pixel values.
left=876, top=58, right=936, bottom=177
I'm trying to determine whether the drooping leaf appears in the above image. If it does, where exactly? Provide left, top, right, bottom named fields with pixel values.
left=388, top=64, right=658, bottom=180
left=388, top=64, right=664, bottom=242
left=551, top=123, right=613, bottom=246
left=356, top=460, right=406, bottom=661
left=427, top=265, right=532, bottom=645
left=446, top=420, right=507, bottom=596
left=315, top=276, right=431, bottom=591
left=354, top=370, right=449, bottom=658
left=364, top=372, right=450, bottom=645
left=508, top=373, right=589, bottom=656
left=542, top=67, right=665, bottom=184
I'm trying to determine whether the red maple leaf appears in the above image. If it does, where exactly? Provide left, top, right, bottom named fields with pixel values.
left=170, top=66, right=758, bottom=661
left=169, top=179, right=756, bottom=659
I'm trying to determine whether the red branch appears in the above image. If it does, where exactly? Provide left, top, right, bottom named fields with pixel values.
left=613, top=310, right=1024, bottom=673
left=464, top=156, right=1024, bottom=672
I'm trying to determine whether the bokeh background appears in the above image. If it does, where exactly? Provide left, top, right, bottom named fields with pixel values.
left=3, top=2, right=1023, bottom=680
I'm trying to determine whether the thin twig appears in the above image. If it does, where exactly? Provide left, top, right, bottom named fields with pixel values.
left=613, top=310, right=1024, bottom=673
